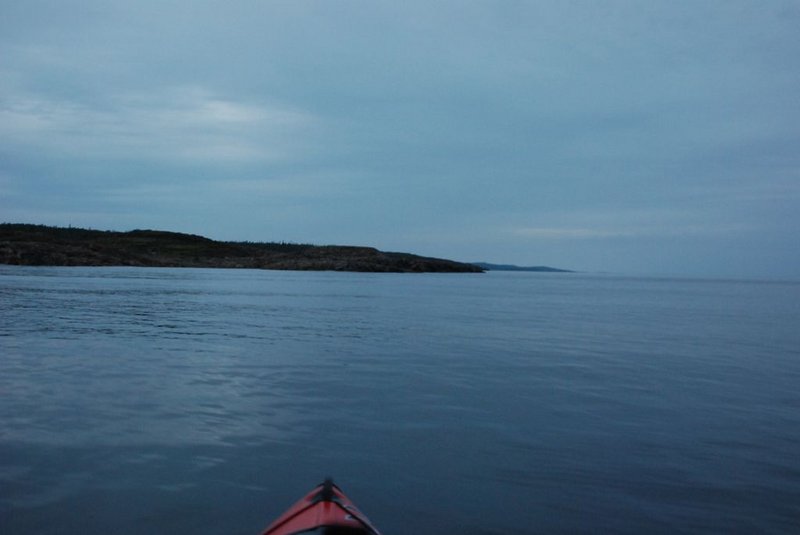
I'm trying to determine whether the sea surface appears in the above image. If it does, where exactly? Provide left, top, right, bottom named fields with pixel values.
left=1, top=266, right=799, bottom=534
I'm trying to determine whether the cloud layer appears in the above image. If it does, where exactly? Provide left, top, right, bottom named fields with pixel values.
left=2, top=1, right=799, bottom=278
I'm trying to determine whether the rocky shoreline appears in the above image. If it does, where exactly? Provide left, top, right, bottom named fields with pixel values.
left=0, top=224, right=483, bottom=273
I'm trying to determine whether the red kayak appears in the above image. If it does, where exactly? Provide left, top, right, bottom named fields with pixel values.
left=260, top=479, right=382, bottom=535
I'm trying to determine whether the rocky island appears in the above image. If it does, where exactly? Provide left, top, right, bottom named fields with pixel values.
left=0, top=224, right=483, bottom=273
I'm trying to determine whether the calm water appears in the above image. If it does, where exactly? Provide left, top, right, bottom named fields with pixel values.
left=1, top=266, right=799, bottom=534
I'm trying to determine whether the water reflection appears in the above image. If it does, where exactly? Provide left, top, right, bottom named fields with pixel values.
left=2, top=267, right=800, bottom=534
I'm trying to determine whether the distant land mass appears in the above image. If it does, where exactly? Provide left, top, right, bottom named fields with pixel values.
left=472, top=262, right=573, bottom=273
left=0, top=224, right=483, bottom=273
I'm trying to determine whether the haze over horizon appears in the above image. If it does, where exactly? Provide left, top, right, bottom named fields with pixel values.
left=2, top=1, right=799, bottom=279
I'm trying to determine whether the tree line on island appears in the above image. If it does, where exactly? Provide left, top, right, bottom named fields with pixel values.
left=0, top=224, right=571, bottom=273
left=0, top=224, right=483, bottom=273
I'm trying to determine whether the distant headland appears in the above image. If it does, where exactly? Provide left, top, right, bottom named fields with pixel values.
left=0, top=224, right=482, bottom=273
left=471, top=262, right=574, bottom=273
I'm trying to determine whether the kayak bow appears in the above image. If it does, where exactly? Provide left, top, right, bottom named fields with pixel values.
left=260, top=479, right=382, bottom=535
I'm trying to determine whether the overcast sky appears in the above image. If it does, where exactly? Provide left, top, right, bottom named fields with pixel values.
left=2, top=1, right=799, bottom=278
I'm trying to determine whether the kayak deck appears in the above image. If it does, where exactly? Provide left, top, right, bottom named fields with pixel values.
left=261, top=479, right=382, bottom=535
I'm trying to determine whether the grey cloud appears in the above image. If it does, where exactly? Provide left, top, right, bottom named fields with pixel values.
left=2, top=1, right=799, bottom=277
